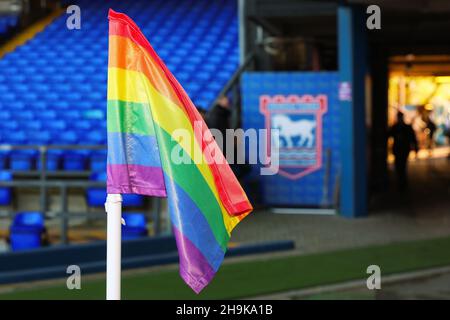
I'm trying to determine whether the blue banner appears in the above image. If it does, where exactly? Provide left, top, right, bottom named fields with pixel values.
left=241, top=72, right=340, bottom=207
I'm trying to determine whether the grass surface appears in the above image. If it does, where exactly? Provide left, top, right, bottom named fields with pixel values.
left=2, top=236, right=450, bottom=299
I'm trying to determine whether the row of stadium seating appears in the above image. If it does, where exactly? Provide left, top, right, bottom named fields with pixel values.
left=1, top=127, right=106, bottom=142
left=0, top=150, right=107, bottom=171
left=0, top=0, right=239, bottom=157
left=2, top=168, right=148, bottom=251
left=9, top=211, right=148, bottom=251
left=0, top=169, right=143, bottom=207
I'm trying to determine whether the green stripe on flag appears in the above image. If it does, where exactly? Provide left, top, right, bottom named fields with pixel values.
left=107, top=100, right=156, bottom=136
left=155, top=124, right=230, bottom=250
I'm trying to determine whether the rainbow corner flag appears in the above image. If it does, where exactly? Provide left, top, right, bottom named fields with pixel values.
left=106, top=9, right=253, bottom=293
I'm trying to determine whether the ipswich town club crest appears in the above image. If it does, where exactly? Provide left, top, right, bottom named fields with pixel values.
left=260, top=94, right=328, bottom=180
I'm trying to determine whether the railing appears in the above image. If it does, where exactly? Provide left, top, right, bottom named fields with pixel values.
left=0, top=144, right=163, bottom=245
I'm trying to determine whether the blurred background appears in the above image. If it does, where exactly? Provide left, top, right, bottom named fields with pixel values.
left=0, top=0, right=449, bottom=299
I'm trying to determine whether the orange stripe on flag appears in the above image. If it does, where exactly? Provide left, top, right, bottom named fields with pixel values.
left=108, top=35, right=187, bottom=117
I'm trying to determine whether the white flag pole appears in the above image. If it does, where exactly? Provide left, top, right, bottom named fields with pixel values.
left=105, top=193, right=123, bottom=300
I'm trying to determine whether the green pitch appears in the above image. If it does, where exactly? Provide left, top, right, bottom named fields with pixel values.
left=2, top=236, right=450, bottom=299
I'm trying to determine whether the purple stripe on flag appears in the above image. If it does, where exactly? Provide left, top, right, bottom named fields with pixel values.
left=173, top=226, right=216, bottom=294
left=107, top=164, right=167, bottom=197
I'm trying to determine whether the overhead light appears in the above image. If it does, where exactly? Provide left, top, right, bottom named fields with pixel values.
left=435, top=76, right=450, bottom=83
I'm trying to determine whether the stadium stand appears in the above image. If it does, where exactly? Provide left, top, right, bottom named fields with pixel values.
left=0, top=0, right=239, bottom=171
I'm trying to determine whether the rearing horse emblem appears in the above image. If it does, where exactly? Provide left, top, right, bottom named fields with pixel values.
left=260, top=94, right=328, bottom=180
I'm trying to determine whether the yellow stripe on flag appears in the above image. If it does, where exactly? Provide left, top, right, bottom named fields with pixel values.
left=107, top=67, right=242, bottom=233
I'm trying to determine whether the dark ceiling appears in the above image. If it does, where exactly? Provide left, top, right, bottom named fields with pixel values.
left=247, top=0, right=450, bottom=65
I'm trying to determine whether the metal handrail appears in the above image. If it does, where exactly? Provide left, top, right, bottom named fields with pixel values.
left=0, top=144, right=106, bottom=150
left=0, top=180, right=106, bottom=187
left=7, top=170, right=92, bottom=177
left=0, top=144, right=108, bottom=245
left=0, top=144, right=106, bottom=213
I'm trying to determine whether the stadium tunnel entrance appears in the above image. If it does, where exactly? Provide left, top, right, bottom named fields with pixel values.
left=386, top=56, right=450, bottom=176
left=370, top=55, right=450, bottom=218
left=368, top=6, right=450, bottom=218
left=239, top=0, right=450, bottom=218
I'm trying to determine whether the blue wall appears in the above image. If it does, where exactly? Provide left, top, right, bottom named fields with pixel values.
left=241, top=72, right=340, bottom=207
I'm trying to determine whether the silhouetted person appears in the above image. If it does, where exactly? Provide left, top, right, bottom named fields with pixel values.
left=388, top=112, right=418, bottom=190
left=424, top=116, right=436, bottom=155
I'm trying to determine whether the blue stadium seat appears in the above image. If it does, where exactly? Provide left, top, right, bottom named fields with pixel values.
left=10, top=150, right=38, bottom=170
left=0, top=110, right=11, bottom=120
left=122, top=193, right=144, bottom=207
left=122, top=213, right=148, bottom=240
left=82, top=130, right=106, bottom=145
left=83, top=109, right=104, bottom=120
left=53, top=131, right=78, bottom=145
left=35, top=110, right=57, bottom=120
left=9, top=212, right=46, bottom=251
left=3, top=120, right=19, bottom=130
left=37, top=149, right=63, bottom=171
left=22, top=121, right=42, bottom=131
left=46, top=120, right=67, bottom=132
left=86, top=172, right=107, bottom=206
left=28, top=131, right=50, bottom=145
left=60, top=110, right=81, bottom=120
left=89, top=150, right=107, bottom=172
left=71, top=120, right=92, bottom=131
left=63, top=150, right=87, bottom=171
left=0, top=171, right=12, bottom=205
